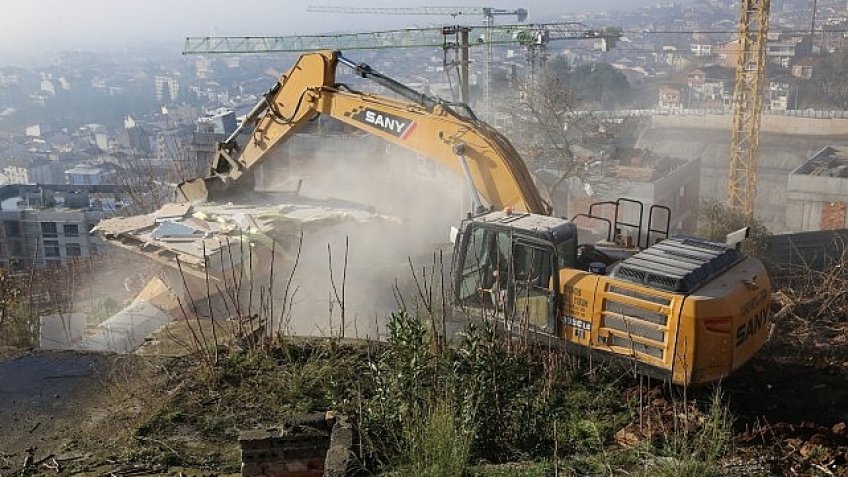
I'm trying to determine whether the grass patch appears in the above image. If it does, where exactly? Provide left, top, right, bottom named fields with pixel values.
left=389, top=401, right=474, bottom=477
left=639, top=388, right=733, bottom=477
left=469, top=461, right=556, bottom=476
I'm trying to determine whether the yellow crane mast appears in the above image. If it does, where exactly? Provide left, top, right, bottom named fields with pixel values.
left=728, top=0, right=771, bottom=216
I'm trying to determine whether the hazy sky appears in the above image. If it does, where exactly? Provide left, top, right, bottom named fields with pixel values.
left=0, top=0, right=661, bottom=62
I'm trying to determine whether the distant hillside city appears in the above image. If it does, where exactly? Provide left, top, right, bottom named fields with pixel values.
left=1, top=0, right=847, bottom=269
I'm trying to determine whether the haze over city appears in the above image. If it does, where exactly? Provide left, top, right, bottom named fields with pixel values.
left=1, top=0, right=671, bottom=63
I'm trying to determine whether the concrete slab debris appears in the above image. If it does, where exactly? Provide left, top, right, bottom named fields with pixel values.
left=95, top=214, right=156, bottom=237
left=95, top=192, right=398, bottom=279
left=75, top=300, right=172, bottom=353
left=150, top=220, right=208, bottom=241
left=154, top=202, right=191, bottom=221
left=40, top=313, right=86, bottom=350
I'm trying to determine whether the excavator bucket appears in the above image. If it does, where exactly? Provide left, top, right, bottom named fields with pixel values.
left=174, top=171, right=256, bottom=204
left=174, top=177, right=210, bottom=203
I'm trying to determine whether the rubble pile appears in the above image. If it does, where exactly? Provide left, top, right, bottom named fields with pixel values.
left=94, top=193, right=397, bottom=279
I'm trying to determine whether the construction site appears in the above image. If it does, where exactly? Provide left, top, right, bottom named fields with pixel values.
left=1, top=1, right=848, bottom=476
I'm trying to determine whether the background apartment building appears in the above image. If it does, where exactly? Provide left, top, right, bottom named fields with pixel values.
left=0, top=185, right=130, bottom=268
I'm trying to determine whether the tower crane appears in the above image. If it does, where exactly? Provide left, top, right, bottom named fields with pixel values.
left=306, top=5, right=529, bottom=115
left=182, top=23, right=608, bottom=55
left=727, top=0, right=770, bottom=217
left=183, top=22, right=615, bottom=105
left=305, top=6, right=529, bottom=23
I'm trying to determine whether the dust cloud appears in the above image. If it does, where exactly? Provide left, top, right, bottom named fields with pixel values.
left=257, top=132, right=468, bottom=339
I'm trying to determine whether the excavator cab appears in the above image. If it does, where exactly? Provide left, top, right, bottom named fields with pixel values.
left=450, top=201, right=671, bottom=339
left=452, top=210, right=577, bottom=335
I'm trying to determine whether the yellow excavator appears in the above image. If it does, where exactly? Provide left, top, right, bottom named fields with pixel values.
left=101, top=50, right=772, bottom=385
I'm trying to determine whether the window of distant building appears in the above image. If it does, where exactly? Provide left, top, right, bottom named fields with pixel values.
left=63, top=224, right=79, bottom=237
left=65, top=243, right=81, bottom=257
left=41, top=222, right=58, bottom=238
left=43, top=239, right=60, bottom=258
left=9, top=241, right=23, bottom=257
left=4, top=220, right=20, bottom=238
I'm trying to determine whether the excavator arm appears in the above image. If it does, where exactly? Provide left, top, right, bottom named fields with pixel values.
left=176, top=51, right=335, bottom=203
left=177, top=50, right=551, bottom=215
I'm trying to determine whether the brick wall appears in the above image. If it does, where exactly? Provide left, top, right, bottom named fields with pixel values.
left=821, top=202, right=847, bottom=230
left=240, top=412, right=353, bottom=477
left=240, top=427, right=328, bottom=477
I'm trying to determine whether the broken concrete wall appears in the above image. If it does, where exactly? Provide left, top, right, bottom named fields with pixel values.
left=636, top=127, right=848, bottom=233
left=75, top=300, right=172, bottom=353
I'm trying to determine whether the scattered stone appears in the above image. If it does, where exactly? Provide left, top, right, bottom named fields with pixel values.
left=22, top=449, right=33, bottom=473
left=720, top=456, right=770, bottom=476
left=614, top=425, right=644, bottom=447
left=799, top=442, right=819, bottom=459
left=785, top=437, right=803, bottom=450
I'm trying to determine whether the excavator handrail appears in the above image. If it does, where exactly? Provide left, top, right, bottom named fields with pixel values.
left=336, top=53, right=479, bottom=121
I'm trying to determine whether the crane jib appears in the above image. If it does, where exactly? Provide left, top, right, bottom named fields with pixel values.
left=352, top=108, right=417, bottom=139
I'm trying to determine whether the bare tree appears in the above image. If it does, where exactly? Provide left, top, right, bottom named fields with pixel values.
left=0, top=269, right=34, bottom=347
left=497, top=66, right=615, bottom=215
left=112, top=142, right=206, bottom=214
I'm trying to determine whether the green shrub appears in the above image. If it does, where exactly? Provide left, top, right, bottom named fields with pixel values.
left=362, top=312, right=633, bottom=468
left=698, top=200, right=770, bottom=257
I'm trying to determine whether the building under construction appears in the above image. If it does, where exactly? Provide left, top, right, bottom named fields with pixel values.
left=553, top=148, right=701, bottom=244
left=786, top=146, right=848, bottom=232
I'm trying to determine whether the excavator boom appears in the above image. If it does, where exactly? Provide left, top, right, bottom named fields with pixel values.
left=177, top=50, right=550, bottom=215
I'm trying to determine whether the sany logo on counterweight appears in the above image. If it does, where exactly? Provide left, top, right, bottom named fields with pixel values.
left=352, top=108, right=416, bottom=139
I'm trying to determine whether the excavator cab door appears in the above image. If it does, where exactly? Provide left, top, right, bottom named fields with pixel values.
left=510, top=239, right=557, bottom=332
left=453, top=220, right=558, bottom=334
left=454, top=224, right=511, bottom=310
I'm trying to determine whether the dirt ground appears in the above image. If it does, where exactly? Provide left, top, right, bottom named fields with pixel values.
left=728, top=325, right=848, bottom=427
left=721, top=316, right=848, bottom=475
left=0, top=348, right=181, bottom=476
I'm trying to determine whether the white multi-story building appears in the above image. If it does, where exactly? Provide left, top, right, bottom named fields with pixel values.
left=767, top=80, right=792, bottom=111
left=689, top=43, right=713, bottom=57
left=0, top=185, right=130, bottom=268
left=154, top=75, right=180, bottom=102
